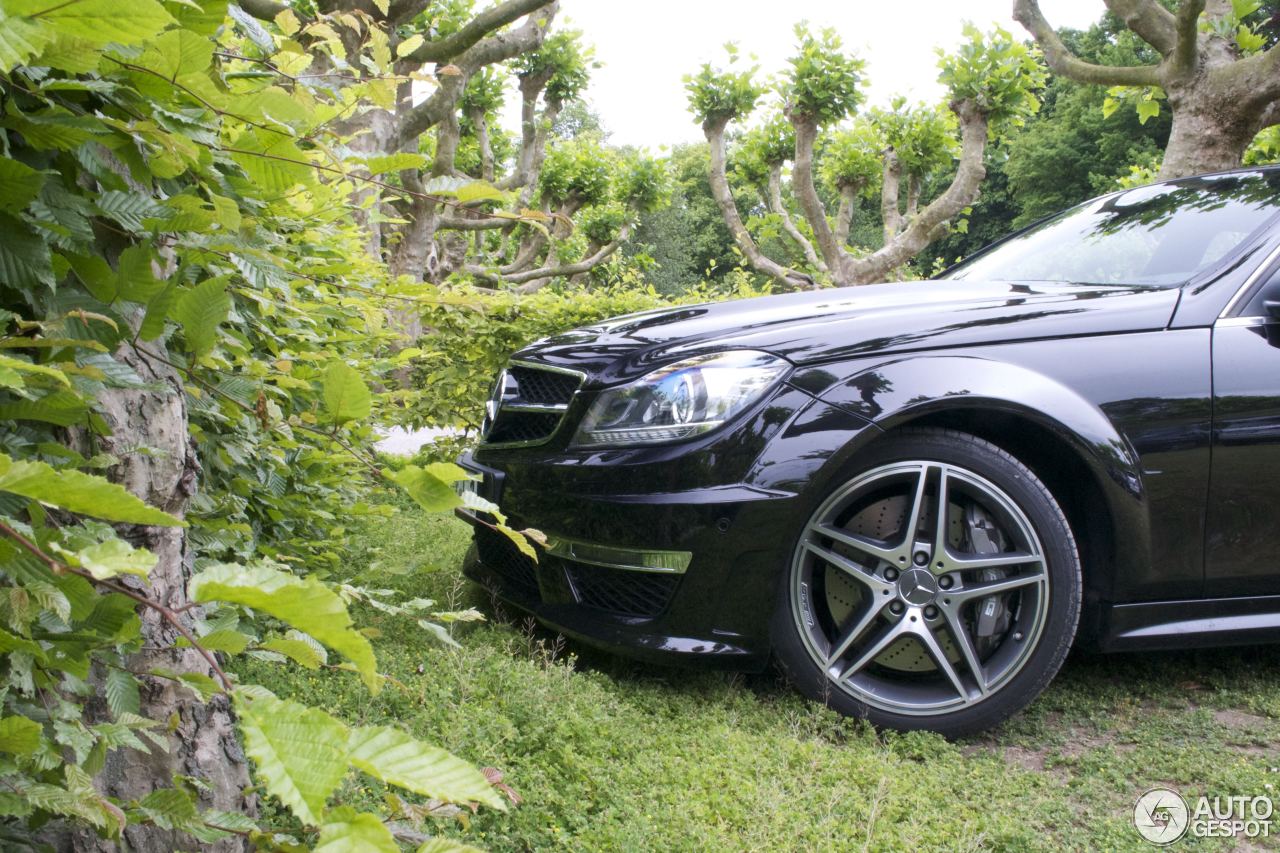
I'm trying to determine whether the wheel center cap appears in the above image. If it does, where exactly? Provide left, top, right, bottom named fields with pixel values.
left=897, top=567, right=938, bottom=606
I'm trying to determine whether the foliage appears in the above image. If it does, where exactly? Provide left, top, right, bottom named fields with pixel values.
left=818, top=121, right=884, bottom=193
left=937, top=24, right=1046, bottom=131
left=539, top=141, right=666, bottom=213
left=626, top=143, right=744, bottom=295
left=0, top=0, right=518, bottom=846
left=869, top=99, right=959, bottom=177
left=782, top=24, right=865, bottom=126
left=684, top=44, right=763, bottom=128
left=510, top=28, right=594, bottom=103
left=736, top=113, right=796, bottom=184
left=403, top=285, right=691, bottom=432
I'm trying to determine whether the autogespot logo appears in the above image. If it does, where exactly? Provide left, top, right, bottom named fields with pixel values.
left=1134, top=787, right=1190, bottom=845
left=1133, top=785, right=1276, bottom=845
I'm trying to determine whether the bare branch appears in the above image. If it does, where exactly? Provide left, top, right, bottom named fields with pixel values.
left=702, top=120, right=814, bottom=290
left=1014, top=0, right=1165, bottom=86
left=847, top=100, right=990, bottom=283
left=467, top=223, right=630, bottom=290
left=880, top=150, right=904, bottom=242
left=395, top=4, right=557, bottom=148
left=767, top=163, right=827, bottom=273
left=438, top=216, right=513, bottom=231
left=1103, top=0, right=1180, bottom=54
left=1172, top=0, right=1206, bottom=72
left=834, top=182, right=860, bottom=247
left=402, top=0, right=555, bottom=64
left=790, top=117, right=849, bottom=275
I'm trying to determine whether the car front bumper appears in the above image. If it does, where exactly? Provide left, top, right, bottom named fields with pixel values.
left=454, top=383, right=878, bottom=669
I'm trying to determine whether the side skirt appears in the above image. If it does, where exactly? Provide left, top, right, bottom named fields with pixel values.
left=1098, top=594, right=1280, bottom=652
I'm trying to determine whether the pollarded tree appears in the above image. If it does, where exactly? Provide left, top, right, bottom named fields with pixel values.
left=231, top=0, right=655, bottom=293
left=1014, top=0, right=1280, bottom=177
left=686, top=25, right=1046, bottom=288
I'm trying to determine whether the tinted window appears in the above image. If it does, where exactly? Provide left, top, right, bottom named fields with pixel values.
left=946, top=171, right=1280, bottom=287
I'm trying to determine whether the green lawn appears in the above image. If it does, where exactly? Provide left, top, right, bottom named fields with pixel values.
left=236, top=500, right=1280, bottom=852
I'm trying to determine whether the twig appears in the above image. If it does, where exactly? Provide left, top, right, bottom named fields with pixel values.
left=0, top=520, right=234, bottom=692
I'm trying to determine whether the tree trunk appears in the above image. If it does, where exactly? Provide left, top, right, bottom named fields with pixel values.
left=71, top=335, right=253, bottom=852
left=1159, top=87, right=1267, bottom=177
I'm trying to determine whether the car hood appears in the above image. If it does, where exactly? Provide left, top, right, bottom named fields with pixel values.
left=513, top=279, right=1181, bottom=383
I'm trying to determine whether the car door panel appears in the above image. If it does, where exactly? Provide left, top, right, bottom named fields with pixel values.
left=1206, top=267, right=1280, bottom=596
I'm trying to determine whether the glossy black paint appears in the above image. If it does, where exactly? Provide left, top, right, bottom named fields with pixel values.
left=459, top=168, right=1280, bottom=667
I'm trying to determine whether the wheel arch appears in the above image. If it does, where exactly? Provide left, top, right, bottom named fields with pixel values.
left=796, top=354, right=1152, bottom=621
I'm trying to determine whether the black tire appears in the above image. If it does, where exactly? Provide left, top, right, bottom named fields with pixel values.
left=770, top=427, right=1081, bottom=737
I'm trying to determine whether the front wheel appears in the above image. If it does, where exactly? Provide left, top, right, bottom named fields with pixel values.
left=771, top=428, right=1081, bottom=737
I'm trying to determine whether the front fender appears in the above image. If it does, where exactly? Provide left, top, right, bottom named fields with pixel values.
left=790, top=355, right=1151, bottom=595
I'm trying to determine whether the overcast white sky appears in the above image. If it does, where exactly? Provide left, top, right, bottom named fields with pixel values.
left=511, top=0, right=1101, bottom=150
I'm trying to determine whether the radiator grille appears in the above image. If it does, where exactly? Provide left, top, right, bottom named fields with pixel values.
left=481, top=362, right=583, bottom=447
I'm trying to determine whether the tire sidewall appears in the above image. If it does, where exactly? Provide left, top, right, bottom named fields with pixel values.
left=770, top=428, right=1082, bottom=737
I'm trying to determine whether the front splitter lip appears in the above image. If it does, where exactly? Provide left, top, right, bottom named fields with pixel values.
left=461, top=546, right=769, bottom=671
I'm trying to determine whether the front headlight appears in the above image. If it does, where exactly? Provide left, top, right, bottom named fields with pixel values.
left=572, top=350, right=789, bottom=447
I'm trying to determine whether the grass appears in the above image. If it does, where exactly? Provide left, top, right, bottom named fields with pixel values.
left=235, top=500, right=1280, bottom=852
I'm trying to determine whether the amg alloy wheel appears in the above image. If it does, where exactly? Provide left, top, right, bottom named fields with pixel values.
left=772, top=429, right=1081, bottom=736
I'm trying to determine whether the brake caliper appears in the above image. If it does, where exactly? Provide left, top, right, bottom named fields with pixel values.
left=964, top=504, right=1011, bottom=644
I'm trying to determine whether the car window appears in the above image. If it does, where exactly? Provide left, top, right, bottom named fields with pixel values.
left=946, top=171, right=1280, bottom=288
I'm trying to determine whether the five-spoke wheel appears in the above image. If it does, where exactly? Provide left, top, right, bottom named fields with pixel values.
left=772, top=429, right=1081, bottom=736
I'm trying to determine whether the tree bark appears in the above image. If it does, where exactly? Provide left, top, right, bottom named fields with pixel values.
left=790, top=116, right=849, bottom=276
left=767, top=162, right=827, bottom=273
left=70, top=334, right=252, bottom=852
left=1015, top=0, right=1280, bottom=178
left=880, top=149, right=904, bottom=242
left=702, top=118, right=813, bottom=289
left=834, top=182, right=860, bottom=247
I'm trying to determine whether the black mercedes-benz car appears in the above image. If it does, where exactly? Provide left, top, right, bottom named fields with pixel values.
left=456, top=167, right=1280, bottom=735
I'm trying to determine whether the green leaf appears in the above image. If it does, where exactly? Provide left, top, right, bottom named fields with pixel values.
left=0, top=452, right=184, bottom=526
left=0, top=7, right=51, bottom=72
left=309, top=804, right=394, bottom=850
left=389, top=465, right=461, bottom=513
left=347, top=726, right=504, bottom=809
left=186, top=628, right=250, bottom=654
left=314, top=808, right=399, bottom=853
left=139, top=281, right=178, bottom=340
left=0, top=715, right=42, bottom=755
left=0, top=159, right=44, bottom=213
left=0, top=215, right=53, bottom=292
left=190, top=562, right=378, bottom=690
left=0, top=353, right=68, bottom=386
left=395, top=33, right=424, bottom=59
left=95, top=191, right=163, bottom=233
left=104, top=668, right=140, bottom=717
left=416, top=619, right=461, bottom=650
left=322, top=361, right=371, bottom=424
left=455, top=181, right=506, bottom=205
left=236, top=695, right=348, bottom=826
left=1135, top=98, right=1161, bottom=125
left=7, top=0, right=174, bottom=46
left=173, top=277, right=230, bottom=358
left=133, top=27, right=213, bottom=78
left=364, top=152, right=427, bottom=175
left=258, top=636, right=322, bottom=669
left=229, top=129, right=311, bottom=194
left=0, top=389, right=86, bottom=426
left=137, top=787, right=197, bottom=830
left=54, top=538, right=157, bottom=580
left=67, top=253, right=117, bottom=302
